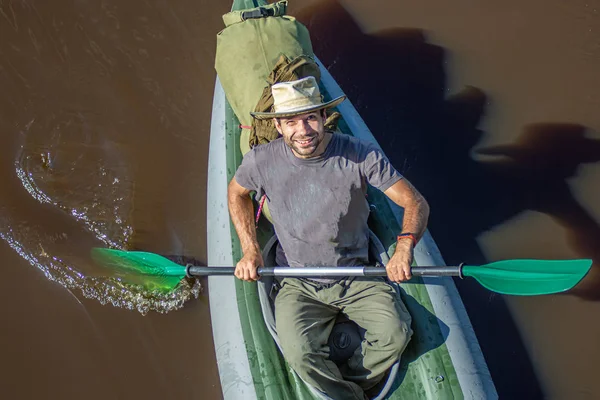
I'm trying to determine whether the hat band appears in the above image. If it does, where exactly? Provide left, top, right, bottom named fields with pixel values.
left=273, top=95, right=323, bottom=112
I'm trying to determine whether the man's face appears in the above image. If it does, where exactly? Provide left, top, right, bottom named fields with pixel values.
left=274, top=110, right=327, bottom=159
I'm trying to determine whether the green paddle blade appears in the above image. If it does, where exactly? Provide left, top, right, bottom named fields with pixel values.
left=91, top=248, right=188, bottom=292
left=463, top=259, right=592, bottom=296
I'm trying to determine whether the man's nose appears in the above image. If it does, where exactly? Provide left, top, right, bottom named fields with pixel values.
left=298, top=119, right=310, bottom=133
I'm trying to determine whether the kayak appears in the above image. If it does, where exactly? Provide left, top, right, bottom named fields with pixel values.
left=207, top=1, right=498, bottom=399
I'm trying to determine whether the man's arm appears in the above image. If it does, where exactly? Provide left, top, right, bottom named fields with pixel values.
left=383, top=178, right=430, bottom=282
left=227, top=177, right=263, bottom=281
left=384, top=178, right=430, bottom=241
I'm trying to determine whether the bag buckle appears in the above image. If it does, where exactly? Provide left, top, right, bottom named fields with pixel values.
left=241, top=7, right=275, bottom=21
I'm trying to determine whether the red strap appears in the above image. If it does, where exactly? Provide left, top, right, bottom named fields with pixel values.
left=255, top=195, right=267, bottom=227
left=239, top=124, right=252, bottom=130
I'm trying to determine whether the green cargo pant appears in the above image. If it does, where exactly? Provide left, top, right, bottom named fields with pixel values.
left=274, top=276, right=413, bottom=400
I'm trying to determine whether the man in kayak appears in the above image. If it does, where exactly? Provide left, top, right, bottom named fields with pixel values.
left=227, top=76, right=429, bottom=400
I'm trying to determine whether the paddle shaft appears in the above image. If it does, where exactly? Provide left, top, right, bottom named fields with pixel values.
left=93, top=246, right=592, bottom=294
left=186, top=265, right=462, bottom=278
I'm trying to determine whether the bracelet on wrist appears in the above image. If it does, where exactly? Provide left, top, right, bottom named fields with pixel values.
left=397, top=232, right=417, bottom=248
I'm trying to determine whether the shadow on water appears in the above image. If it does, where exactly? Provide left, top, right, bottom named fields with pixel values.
left=292, top=0, right=600, bottom=397
left=474, top=122, right=600, bottom=300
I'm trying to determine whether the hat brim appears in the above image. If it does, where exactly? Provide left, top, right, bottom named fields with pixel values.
left=250, top=95, right=346, bottom=120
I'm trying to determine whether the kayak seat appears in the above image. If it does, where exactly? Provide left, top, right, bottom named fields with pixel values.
left=257, top=231, right=401, bottom=399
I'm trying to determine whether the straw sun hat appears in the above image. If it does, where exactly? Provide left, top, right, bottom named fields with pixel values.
left=250, top=76, right=346, bottom=120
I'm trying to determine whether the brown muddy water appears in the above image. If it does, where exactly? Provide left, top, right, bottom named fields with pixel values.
left=1, top=0, right=599, bottom=399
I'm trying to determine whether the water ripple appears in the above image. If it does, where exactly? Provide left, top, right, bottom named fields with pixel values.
left=0, top=227, right=201, bottom=315
left=0, top=111, right=200, bottom=314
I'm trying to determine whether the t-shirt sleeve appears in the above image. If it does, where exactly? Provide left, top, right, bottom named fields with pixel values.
left=234, top=149, right=263, bottom=195
left=361, top=143, right=403, bottom=192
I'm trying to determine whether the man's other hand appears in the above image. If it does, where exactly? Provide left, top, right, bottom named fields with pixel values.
left=386, top=240, right=414, bottom=283
left=235, top=250, right=264, bottom=281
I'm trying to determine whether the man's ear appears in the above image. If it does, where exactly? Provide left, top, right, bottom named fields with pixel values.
left=273, top=117, right=282, bottom=134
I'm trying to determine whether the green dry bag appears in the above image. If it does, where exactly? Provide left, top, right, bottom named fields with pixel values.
left=214, top=1, right=315, bottom=154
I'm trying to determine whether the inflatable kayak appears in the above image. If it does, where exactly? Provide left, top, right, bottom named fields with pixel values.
left=207, top=1, right=497, bottom=398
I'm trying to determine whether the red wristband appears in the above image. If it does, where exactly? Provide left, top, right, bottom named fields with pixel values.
left=397, top=233, right=417, bottom=247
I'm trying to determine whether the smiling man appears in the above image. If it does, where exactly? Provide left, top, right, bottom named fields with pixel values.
left=227, top=76, right=429, bottom=400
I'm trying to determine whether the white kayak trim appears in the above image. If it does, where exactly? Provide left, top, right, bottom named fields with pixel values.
left=207, top=77, right=257, bottom=400
left=317, top=58, right=498, bottom=399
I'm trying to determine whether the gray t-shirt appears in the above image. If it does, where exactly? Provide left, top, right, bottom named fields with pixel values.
left=234, top=132, right=403, bottom=273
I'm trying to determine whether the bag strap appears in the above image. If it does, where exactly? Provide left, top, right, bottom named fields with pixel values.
left=222, top=0, right=288, bottom=27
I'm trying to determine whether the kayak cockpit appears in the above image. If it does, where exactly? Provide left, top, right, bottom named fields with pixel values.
left=257, top=231, right=401, bottom=399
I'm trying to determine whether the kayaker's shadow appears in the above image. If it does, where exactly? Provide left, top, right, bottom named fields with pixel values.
left=291, top=0, right=600, bottom=397
left=294, top=0, right=600, bottom=300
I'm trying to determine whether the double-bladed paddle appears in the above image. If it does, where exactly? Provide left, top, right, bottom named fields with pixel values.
left=91, top=248, right=592, bottom=296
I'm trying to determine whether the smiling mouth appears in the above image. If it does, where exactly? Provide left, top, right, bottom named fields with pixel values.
left=295, top=137, right=315, bottom=147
